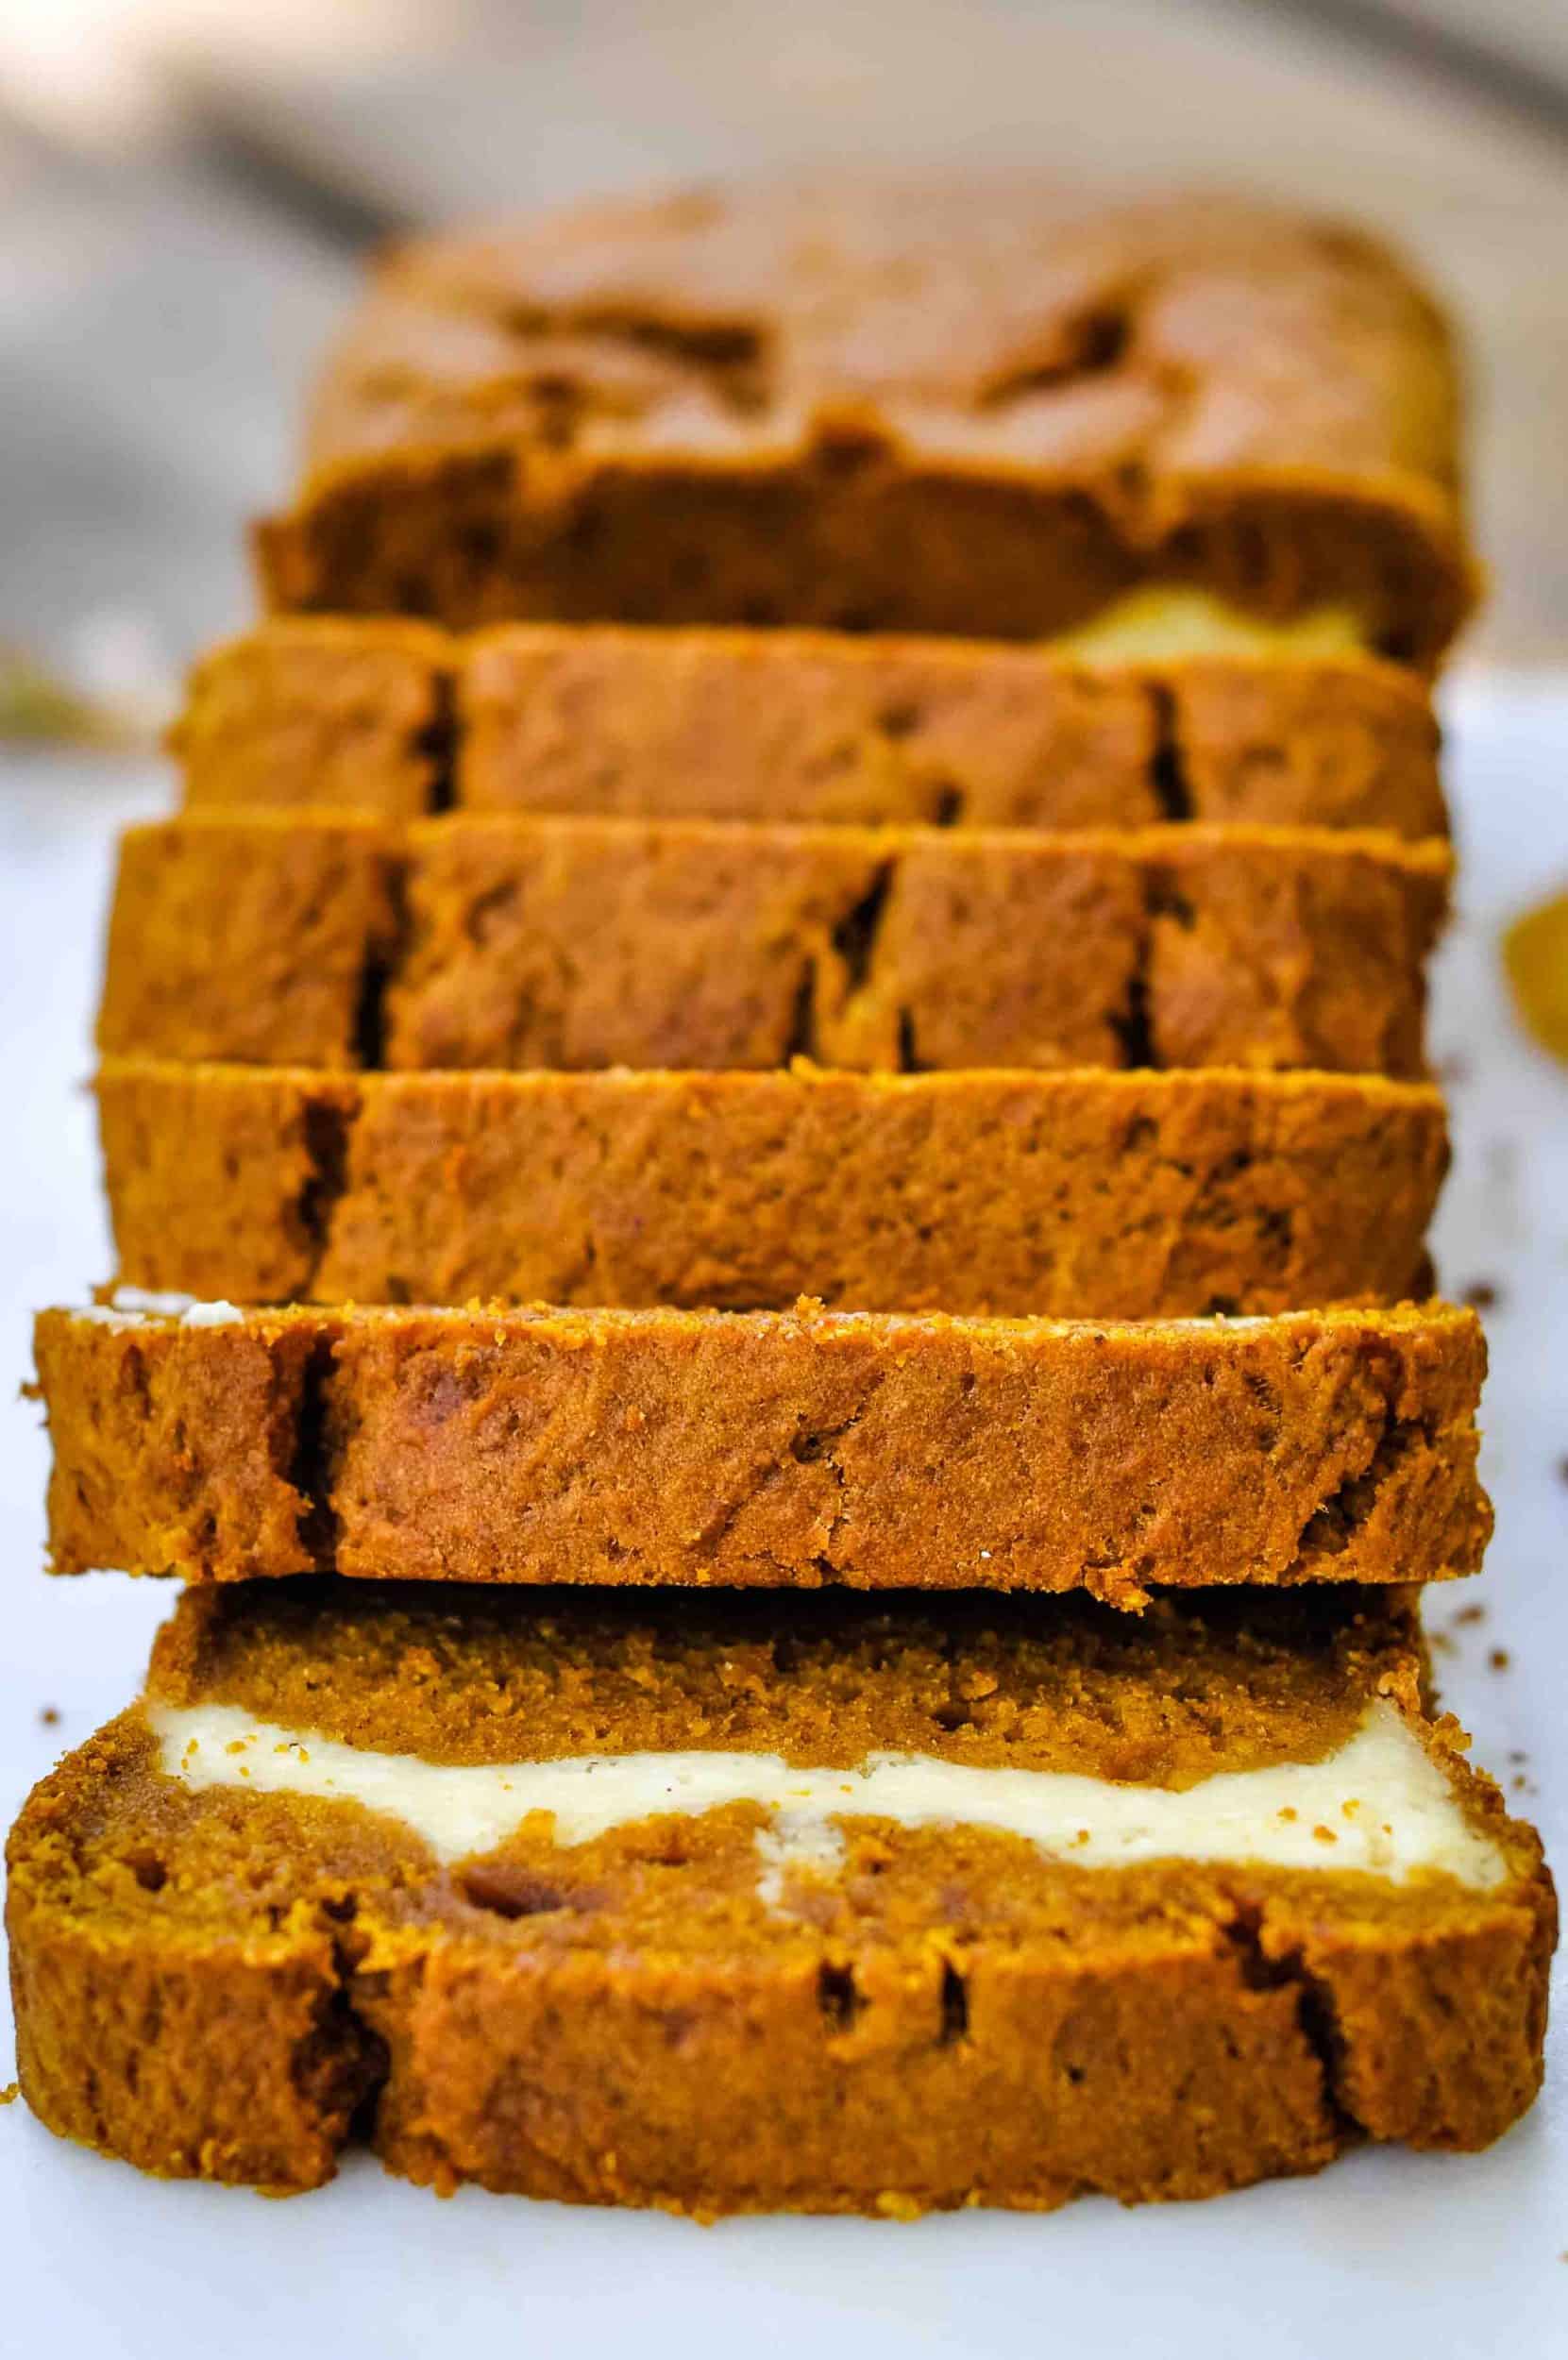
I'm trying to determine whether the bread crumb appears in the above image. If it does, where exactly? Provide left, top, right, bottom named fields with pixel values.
left=875, top=2190, right=923, bottom=2221
left=1460, top=1279, right=1500, bottom=1310
left=1489, top=1648, right=1511, bottom=1673
left=38, top=1706, right=59, bottom=1727
left=0, top=2083, right=17, bottom=2107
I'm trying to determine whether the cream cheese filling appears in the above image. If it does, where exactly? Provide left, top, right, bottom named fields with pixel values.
left=149, top=1697, right=1504, bottom=1893
left=80, top=1297, right=1287, bottom=1337
left=80, top=1290, right=243, bottom=1331
left=1050, top=588, right=1364, bottom=663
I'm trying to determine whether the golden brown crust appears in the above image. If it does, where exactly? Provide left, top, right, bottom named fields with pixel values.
left=33, top=1298, right=1490, bottom=1600
left=7, top=1585, right=1552, bottom=2206
left=97, top=814, right=1449, bottom=1078
left=173, top=619, right=1447, bottom=839
left=94, top=1060, right=1449, bottom=1317
left=252, top=179, right=1473, bottom=660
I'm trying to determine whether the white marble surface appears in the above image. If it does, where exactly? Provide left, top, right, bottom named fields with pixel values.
left=0, top=675, right=1564, bottom=2355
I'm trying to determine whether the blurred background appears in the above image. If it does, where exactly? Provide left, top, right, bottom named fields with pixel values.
left=1, top=0, right=1567, bottom=742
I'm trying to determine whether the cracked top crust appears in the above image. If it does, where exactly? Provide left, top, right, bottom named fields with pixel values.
left=307, top=179, right=1458, bottom=502
left=260, top=178, right=1473, bottom=658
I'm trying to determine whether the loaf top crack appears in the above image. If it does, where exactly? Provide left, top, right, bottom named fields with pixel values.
left=256, top=177, right=1472, bottom=658
left=303, top=181, right=1458, bottom=485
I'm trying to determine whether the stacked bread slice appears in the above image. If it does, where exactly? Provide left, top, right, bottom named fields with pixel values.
left=10, top=178, right=1553, bottom=2217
